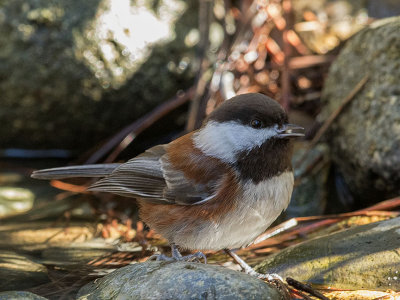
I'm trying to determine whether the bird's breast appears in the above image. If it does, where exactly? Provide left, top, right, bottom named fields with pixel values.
left=206, top=170, right=294, bottom=249
left=154, top=171, right=294, bottom=250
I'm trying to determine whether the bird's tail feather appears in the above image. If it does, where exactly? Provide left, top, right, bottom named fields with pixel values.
left=31, top=164, right=121, bottom=180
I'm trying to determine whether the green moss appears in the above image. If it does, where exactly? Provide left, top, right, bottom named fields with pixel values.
left=256, top=218, right=400, bottom=290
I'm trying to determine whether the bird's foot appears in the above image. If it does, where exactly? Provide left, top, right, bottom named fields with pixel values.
left=148, top=253, right=175, bottom=262
left=149, top=243, right=207, bottom=263
left=252, top=271, right=290, bottom=299
left=180, top=251, right=207, bottom=263
left=242, top=264, right=284, bottom=285
left=224, top=249, right=290, bottom=298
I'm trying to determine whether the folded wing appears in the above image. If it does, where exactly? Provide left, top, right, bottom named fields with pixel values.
left=88, top=145, right=221, bottom=205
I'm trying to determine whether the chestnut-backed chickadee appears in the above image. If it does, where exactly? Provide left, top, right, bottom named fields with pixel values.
left=32, top=93, right=304, bottom=281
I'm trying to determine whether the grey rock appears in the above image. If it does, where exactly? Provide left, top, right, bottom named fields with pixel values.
left=77, top=261, right=283, bottom=300
left=0, top=291, right=47, bottom=300
left=41, top=240, right=117, bottom=266
left=320, top=16, right=400, bottom=203
left=0, top=251, right=49, bottom=291
left=367, top=0, right=400, bottom=18
left=256, top=217, right=400, bottom=290
left=0, top=0, right=196, bottom=152
left=286, top=144, right=329, bottom=218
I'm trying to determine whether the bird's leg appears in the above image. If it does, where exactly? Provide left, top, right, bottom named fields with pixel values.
left=224, top=249, right=282, bottom=281
left=149, top=243, right=207, bottom=263
left=170, top=243, right=183, bottom=259
left=171, top=243, right=207, bottom=263
left=224, top=249, right=290, bottom=297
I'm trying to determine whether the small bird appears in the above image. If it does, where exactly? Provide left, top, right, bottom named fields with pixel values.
left=32, top=93, right=304, bottom=281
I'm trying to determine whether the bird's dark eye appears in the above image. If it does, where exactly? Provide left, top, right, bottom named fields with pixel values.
left=250, top=119, right=263, bottom=128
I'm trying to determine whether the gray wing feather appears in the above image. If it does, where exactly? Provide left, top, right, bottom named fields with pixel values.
left=160, top=155, right=212, bottom=204
left=88, top=145, right=217, bottom=205
left=88, top=145, right=166, bottom=199
left=31, top=164, right=121, bottom=179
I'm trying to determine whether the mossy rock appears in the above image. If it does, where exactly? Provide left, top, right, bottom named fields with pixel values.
left=320, top=16, right=400, bottom=204
left=0, top=291, right=47, bottom=300
left=77, top=261, right=284, bottom=300
left=256, top=217, right=400, bottom=290
left=0, top=251, right=49, bottom=291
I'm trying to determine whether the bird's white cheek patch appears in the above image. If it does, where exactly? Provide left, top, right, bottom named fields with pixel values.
left=193, top=121, right=278, bottom=163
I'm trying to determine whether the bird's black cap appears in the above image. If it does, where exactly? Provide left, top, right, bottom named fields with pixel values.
left=207, top=93, right=288, bottom=128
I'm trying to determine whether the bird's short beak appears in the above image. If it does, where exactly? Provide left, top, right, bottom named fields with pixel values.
left=277, top=124, right=305, bottom=138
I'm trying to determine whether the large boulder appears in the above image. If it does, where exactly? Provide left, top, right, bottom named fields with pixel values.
left=77, top=261, right=284, bottom=300
left=256, top=217, right=400, bottom=290
left=0, top=0, right=196, bottom=152
left=320, top=17, right=400, bottom=204
left=367, top=0, right=400, bottom=18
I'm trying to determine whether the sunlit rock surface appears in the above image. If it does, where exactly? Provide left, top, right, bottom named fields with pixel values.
left=320, top=16, right=400, bottom=204
left=256, top=217, right=400, bottom=290
left=0, top=251, right=49, bottom=291
left=0, top=0, right=196, bottom=152
left=0, top=221, right=97, bottom=251
left=0, top=187, right=34, bottom=217
left=77, top=261, right=283, bottom=300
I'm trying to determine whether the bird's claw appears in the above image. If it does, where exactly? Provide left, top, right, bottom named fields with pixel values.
left=184, top=251, right=207, bottom=263
left=148, top=253, right=175, bottom=262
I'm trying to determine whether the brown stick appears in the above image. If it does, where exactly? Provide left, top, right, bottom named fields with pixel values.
left=252, top=197, right=400, bottom=246
left=50, top=180, right=88, bottom=193
left=281, top=0, right=294, bottom=111
left=252, top=218, right=298, bottom=245
left=288, top=287, right=313, bottom=300
left=295, top=210, right=399, bottom=222
left=266, top=55, right=335, bottom=70
left=85, top=87, right=195, bottom=164
left=358, top=196, right=400, bottom=212
left=289, top=197, right=400, bottom=236
left=289, top=55, right=335, bottom=69
left=286, top=277, right=329, bottom=300
left=185, top=64, right=211, bottom=132
left=185, top=0, right=213, bottom=132
left=294, top=74, right=369, bottom=168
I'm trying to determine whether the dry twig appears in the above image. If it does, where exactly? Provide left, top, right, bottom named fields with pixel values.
left=286, top=277, right=329, bottom=300
left=295, top=74, right=369, bottom=168
left=85, top=87, right=195, bottom=164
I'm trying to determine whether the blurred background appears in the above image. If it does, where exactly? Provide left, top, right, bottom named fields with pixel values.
left=0, top=0, right=400, bottom=298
